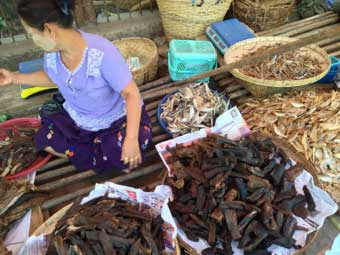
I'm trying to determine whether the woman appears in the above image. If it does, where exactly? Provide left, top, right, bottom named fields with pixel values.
left=0, top=0, right=152, bottom=173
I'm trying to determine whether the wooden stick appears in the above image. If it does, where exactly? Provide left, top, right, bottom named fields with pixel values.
left=224, top=84, right=243, bottom=94
left=145, top=100, right=162, bottom=111
left=41, top=162, right=164, bottom=209
left=139, top=76, right=171, bottom=92
left=295, top=24, right=340, bottom=39
left=152, top=133, right=169, bottom=145
left=280, top=16, right=340, bottom=38
left=323, top=41, right=340, bottom=52
left=316, top=35, right=340, bottom=47
left=36, top=165, right=77, bottom=183
left=37, top=158, right=69, bottom=173
left=258, top=12, right=337, bottom=36
left=142, top=25, right=340, bottom=101
left=38, top=171, right=95, bottom=191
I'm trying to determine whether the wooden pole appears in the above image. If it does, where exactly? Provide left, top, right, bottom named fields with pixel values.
left=142, top=25, right=340, bottom=100
left=281, top=16, right=340, bottom=37
left=258, top=12, right=337, bottom=36
left=41, top=162, right=164, bottom=209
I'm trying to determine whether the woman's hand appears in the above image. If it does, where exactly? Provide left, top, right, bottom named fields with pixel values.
left=0, top=69, right=14, bottom=86
left=121, top=137, right=142, bottom=171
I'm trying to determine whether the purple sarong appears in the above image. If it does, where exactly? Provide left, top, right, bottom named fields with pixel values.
left=35, top=108, right=152, bottom=174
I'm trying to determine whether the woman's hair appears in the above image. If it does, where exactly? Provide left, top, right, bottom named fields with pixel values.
left=17, top=0, right=75, bottom=31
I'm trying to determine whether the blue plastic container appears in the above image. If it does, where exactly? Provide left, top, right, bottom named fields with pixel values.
left=329, top=56, right=340, bottom=72
left=168, top=40, right=217, bottom=82
left=318, top=56, right=340, bottom=83
left=157, top=89, right=232, bottom=137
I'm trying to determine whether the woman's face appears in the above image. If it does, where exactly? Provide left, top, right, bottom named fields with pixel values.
left=21, top=19, right=58, bottom=52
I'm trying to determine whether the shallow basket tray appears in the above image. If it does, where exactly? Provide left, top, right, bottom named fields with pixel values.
left=224, top=36, right=331, bottom=97
left=176, top=132, right=321, bottom=255
left=113, top=37, right=159, bottom=86
left=157, top=89, right=232, bottom=138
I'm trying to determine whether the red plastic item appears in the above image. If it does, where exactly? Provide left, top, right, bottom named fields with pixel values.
left=0, top=117, right=52, bottom=180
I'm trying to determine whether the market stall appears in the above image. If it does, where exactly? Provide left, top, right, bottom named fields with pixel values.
left=0, top=4, right=340, bottom=255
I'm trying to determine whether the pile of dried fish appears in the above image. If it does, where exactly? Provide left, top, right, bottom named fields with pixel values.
left=48, top=197, right=166, bottom=255
left=239, top=44, right=324, bottom=81
left=0, top=178, right=49, bottom=252
left=239, top=89, right=340, bottom=202
left=166, top=134, right=316, bottom=254
left=0, top=127, right=38, bottom=177
left=160, top=83, right=229, bottom=137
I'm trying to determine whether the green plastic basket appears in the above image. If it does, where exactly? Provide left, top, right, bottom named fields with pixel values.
left=168, top=40, right=217, bottom=82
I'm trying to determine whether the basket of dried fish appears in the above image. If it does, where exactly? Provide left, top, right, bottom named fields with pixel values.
left=158, top=83, right=231, bottom=137
left=162, top=133, right=337, bottom=255
left=0, top=178, right=49, bottom=254
left=224, top=36, right=331, bottom=97
left=239, top=88, right=340, bottom=203
left=0, top=118, right=52, bottom=180
left=33, top=183, right=180, bottom=255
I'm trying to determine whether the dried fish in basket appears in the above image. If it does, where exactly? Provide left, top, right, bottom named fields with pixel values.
left=0, top=127, right=39, bottom=178
left=239, top=89, right=340, bottom=202
left=48, top=197, right=170, bottom=255
left=224, top=37, right=330, bottom=97
left=165, top=134, right=322, bottom=254
left=159, top=82, right=230, bottom=137
left=0, top=178, right=49, bottom=250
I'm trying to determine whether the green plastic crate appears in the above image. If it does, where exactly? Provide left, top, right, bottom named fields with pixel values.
left=168, top=40, right=217, bottom=82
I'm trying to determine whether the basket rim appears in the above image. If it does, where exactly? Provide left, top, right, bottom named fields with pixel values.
left=112, top=37, right=159, bottom=76
left=224, top=36, right=331, bottom=88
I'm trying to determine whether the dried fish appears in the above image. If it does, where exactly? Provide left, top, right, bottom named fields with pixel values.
left=240, top=89, right=340, bottom=202
left=166, top=134, right=315, bottom=253
left=0, top=179, right=49, bottom=240
left=160, top=83, right=230, bottom=137
left=0, top=128, right=38, bottom=177
left=51, top=197, right=165, bottom=255
left=239, top=45, right=324, bottom=81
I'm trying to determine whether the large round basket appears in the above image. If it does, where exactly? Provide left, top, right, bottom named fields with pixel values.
left=224, top=36, right=331, bottom=97
left=177, top=133, right=321, bottom=255
left=113, top=37, right=159, bottom=86
left=233, top=0, right=297, bottom=32
left=156, top=0, right=233, bottom=41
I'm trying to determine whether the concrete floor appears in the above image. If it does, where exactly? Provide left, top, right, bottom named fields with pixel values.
left=303, top=215, right=340, bottom=255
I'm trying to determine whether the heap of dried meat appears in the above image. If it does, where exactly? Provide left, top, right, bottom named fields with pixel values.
left=160, top=83, right=229, bottom=137
left=0, top=178, right=49, bottom=254
left=48, top=197, right=166, bottom=255
left=166, top=134, right=316, bottom=254
left=239, top=89, right=340, bottom=202
left=238, top=44, right=325, bottom=81
left=0, top=127, right=38, bottom=177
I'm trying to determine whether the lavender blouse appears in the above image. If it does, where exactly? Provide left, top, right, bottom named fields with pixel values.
left=43, top=30, right=133, bottom=132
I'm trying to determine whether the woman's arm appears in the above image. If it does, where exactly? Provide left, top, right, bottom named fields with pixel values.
left=120, top=80, right=143, bottom=170
left=0, top=69, right=55, bottom=87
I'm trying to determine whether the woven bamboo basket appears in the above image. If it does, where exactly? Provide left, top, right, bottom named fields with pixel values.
left=177, top=132, right=321, bottom=255
left=156, top=0, right=233, bottom=41
left=113, top=37, right=159, bottom=86
left=233, top=0, right=297, bottom=32
left=224, top=36, right=331, bottom=97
